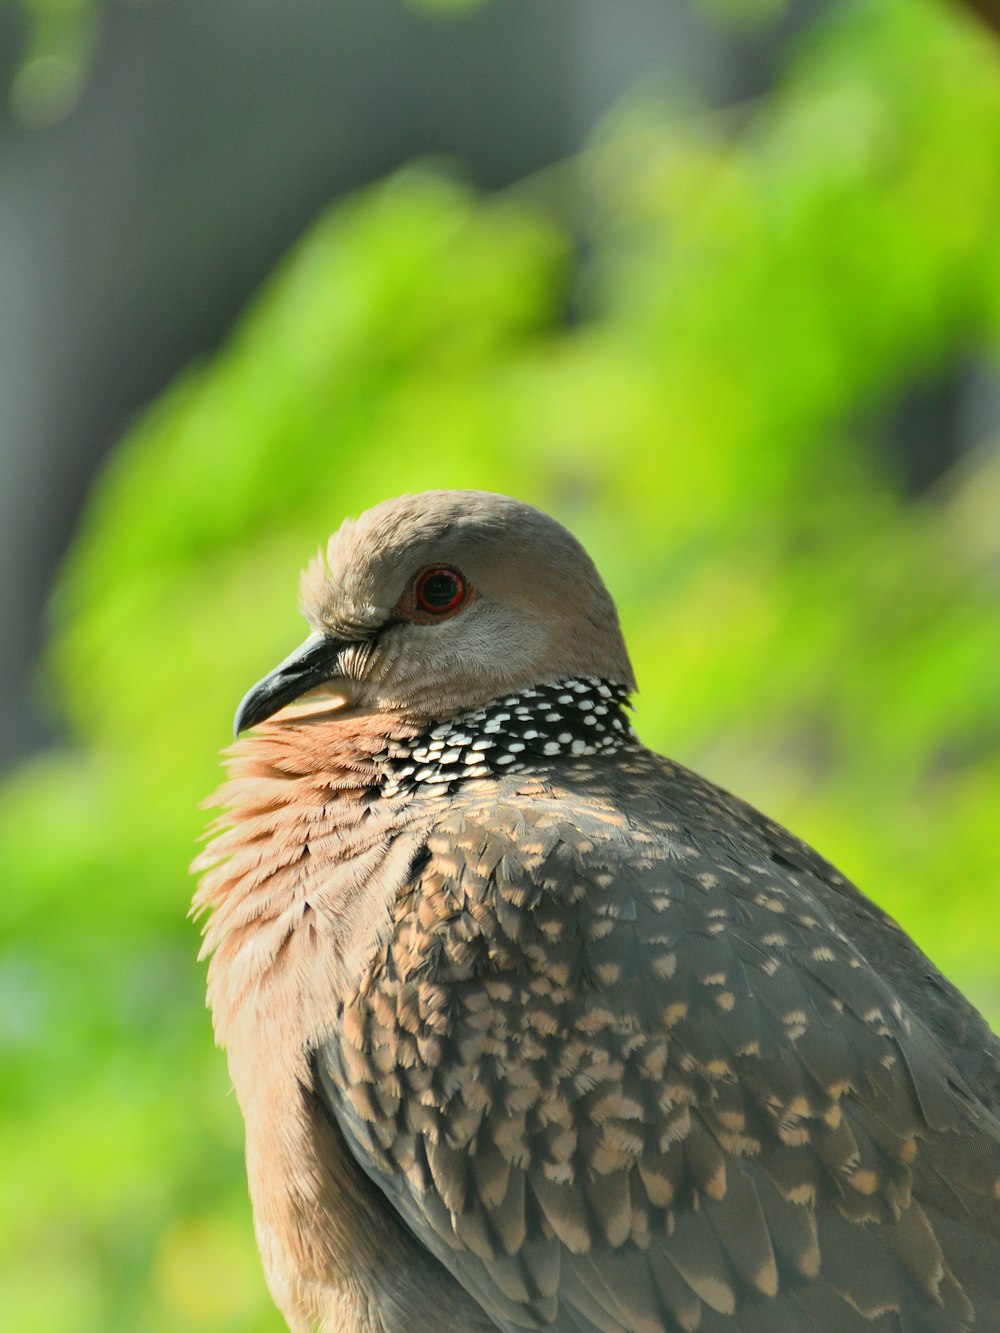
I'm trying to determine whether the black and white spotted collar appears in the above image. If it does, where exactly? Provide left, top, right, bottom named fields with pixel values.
left=376, top=677, right=635, bottom=797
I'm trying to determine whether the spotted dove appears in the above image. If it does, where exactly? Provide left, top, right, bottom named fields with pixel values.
left=193, top=490, right=1000, bottom=1332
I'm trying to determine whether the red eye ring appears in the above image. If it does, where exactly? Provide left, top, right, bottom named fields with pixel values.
left=404, top=565, right=469, bottom=620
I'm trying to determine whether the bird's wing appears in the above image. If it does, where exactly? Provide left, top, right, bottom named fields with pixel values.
left=314, top=776, right=1000, bottom=1332
left=658, top=755, right=1000, bottom=1121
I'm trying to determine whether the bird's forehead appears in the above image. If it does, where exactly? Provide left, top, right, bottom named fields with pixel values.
left=335, top=506, right=465, bottom=574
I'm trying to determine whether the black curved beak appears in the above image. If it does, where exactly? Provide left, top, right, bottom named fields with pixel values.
left=234, top=634, right=350, bottom=737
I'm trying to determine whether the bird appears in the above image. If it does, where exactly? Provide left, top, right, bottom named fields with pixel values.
left=192, top=489, right=1000, bottom=1333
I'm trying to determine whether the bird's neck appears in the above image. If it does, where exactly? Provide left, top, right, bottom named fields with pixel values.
left=373, top=675, right=636, bottom=796
left=192, top=676, right=635, bottom=1047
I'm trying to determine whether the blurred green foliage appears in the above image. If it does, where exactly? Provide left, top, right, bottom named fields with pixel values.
left=2, top=0, right=999, bottom=1328
left=3, top=0, right=98, bottom=127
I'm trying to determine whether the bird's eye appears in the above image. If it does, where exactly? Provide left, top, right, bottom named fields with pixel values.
left=414, top=566, right=466, bottom=616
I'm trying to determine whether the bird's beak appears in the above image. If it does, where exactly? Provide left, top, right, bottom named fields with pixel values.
left=234, top=633, right=354, bottom=736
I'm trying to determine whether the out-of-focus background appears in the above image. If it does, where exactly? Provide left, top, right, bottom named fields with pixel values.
left=1, top=0, right=998, bottom=1328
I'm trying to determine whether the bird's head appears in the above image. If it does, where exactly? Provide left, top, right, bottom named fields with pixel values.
left=234, top=490, right=635, bottom=734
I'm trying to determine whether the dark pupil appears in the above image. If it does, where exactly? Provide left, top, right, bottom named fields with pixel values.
left=421, top=573, right=458, bottom=608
